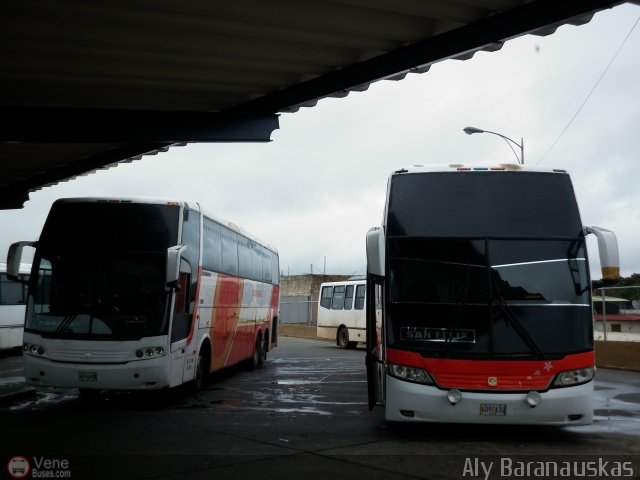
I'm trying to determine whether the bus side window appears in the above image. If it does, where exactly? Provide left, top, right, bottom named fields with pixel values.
left=0, top=273, right=26, bottom=305
left=222, top=230, right=239, bottom=275
left=344, top=285, right=354, bottom=310
left=203, top=218, right=222, bottom=272
left=354, top=284, right=365, bottom=310
left=332, top=286, right=345, bottom=310
left=320, top=286, right=333, bottom=309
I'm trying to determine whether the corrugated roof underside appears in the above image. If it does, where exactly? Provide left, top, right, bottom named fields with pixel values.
left=2, top=0, right=593, bottom=114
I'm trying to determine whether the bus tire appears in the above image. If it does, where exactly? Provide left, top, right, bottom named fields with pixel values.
left=337, top=327, right=350, bottom=349
left=193, top=345, right=210, bottom=391
left=261, top=330, right=268, bottom=364
left=251, top=334, right=265, bottom=369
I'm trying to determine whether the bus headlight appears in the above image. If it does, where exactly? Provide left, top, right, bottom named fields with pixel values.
left=553, top=367, right=594, bottom=387
left=135, top=347, right=166, bottom=359
left=24, top=343, right=45, bottom=356
left=387, top=363, right=434, bottom=385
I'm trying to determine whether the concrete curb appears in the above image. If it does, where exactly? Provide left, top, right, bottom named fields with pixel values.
left=279, top=324, right=321, bottom=340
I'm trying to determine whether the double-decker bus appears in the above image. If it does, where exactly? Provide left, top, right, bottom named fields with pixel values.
left=0, top=263, right=30, bottom=350
left=365, top=164, right=619, bottom=425
left=317, top=279, right=366, bottom=349
left=7, top=197, right=279, bottom=391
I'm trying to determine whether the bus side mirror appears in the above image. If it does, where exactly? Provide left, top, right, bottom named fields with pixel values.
left=585, top=226, right=620, bottom=285
left=366, top=227, right=385, bottom=277
left=166, top=244, right=186, bottom=288
left=7, top=241, right=36, bottom=283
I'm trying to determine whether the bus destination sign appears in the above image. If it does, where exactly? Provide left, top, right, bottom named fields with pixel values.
left=401, top=327, right=476, bottom=343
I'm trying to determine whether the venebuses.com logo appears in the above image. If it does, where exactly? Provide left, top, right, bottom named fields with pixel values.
left=7, top=455, right=71, bottom=478
left=7, top=456, right=30, bottom=479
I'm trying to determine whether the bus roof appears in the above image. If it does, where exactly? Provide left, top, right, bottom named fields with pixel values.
left=51, top=197, right=278, bottom=254
left=391, top=164, right=569, bottom=175
left=320, top=279, right=366, bottom=287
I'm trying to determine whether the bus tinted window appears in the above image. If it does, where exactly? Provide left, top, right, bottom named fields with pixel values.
left=387, top=172, right=583, bottom=237
left=386, top=237, right=592, bottom=356
left=332, top=286, right=346, bottom=310
left=344, top=285, right=354, bottom=310
left=271, top=252, right=280, bottom=286
left=40, top=202, right=180, bottom=251
left=203, top=218, right=222, bottom=272
left=354, top=284, right=365, bottom=310
left=237, top=236, right=251, bottom=278
left=221, top=230, right=239, bottom=275
left=320, top=286, right=333, bottom=309
left=261, top=247, right=272, bottom=284
left=251, top=244, right=263, bottom=281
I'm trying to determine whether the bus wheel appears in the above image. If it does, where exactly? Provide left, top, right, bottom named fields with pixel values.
left=260, top=336, right=267, bottom=365
left=193, top=350, right=209, bottom=391
left=251, top=335, right=265, bottom=369
left=337, top=327, right=349, bottom=349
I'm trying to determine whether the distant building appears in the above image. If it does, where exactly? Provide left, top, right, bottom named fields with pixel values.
left=593, top=294, right=640, bottom=341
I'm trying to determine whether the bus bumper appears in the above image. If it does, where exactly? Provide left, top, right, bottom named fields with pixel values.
left=384, top=374, right=593, bottom=425
left=23, top=354, right=172, bottom=390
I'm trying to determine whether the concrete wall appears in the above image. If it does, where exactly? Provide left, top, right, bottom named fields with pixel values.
left=280, top=274, right=353, bottom=324
left=281, top=274, right=353, bottom=297
left=595, top=341, right=640, bottom=372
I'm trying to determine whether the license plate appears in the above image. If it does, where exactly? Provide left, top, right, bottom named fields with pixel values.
left=480, top=403, right=506, bottom=416
left=78, top=371, right=97, bottom=382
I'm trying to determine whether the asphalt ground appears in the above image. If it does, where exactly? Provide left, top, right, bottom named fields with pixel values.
left=1, top=338, right=639, bottom=480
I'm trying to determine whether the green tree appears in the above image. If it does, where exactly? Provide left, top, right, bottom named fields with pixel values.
left=593, top=274, right=640, bottom=302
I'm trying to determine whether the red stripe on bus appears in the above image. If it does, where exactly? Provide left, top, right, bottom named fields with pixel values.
left=211, top=274, right=243, bottom=371
left=386, top=348, right=594, bottom=390
left=270, top=284, right=280, bottom=310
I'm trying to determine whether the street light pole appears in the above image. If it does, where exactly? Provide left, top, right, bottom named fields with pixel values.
left=463, top=126, right=524, bottom=164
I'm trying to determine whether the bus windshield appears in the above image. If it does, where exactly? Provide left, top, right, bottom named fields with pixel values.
left=387, top=237, right=591, bottom=358
left=385, top=171, right=592, bottom=359
left=26, top=202, right=180, bottom=340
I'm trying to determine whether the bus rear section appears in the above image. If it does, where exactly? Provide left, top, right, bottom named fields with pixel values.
left=0, top=263, right=30, bottom=350
left=7, top=197, right=279, bottom=391
left=317, top=280, right=366, bottom=348
left=366, top=164, right=619, bottom=425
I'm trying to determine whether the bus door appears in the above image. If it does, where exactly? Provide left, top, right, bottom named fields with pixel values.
left=366, top=227, right=385, bottom=410
left=365, top=274, right=385, bottom=410
left=169, top=259, right=194, bottom=386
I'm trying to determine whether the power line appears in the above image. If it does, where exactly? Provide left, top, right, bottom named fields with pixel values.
left=536, top=16, right=640, bottom=165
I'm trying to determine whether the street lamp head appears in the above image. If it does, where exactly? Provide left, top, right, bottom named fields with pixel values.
left=462, top=125, right=524, bottom=164
left=463, top=126, right=484, bottom=135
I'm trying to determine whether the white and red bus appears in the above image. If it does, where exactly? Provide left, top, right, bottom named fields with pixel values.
left=7, top=197, right=279, bottom=390
left=365, top=164, right=619, bottom=425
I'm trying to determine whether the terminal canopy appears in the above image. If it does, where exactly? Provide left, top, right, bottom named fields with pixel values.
left=0, top=0, right=632, bottom=208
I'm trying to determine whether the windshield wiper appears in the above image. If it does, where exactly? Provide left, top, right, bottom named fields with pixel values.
left=54, top=314, right=77, bottom=334
left=492, top=277, right=544, bottom=360
left=567, top=239, right=588, bottom=296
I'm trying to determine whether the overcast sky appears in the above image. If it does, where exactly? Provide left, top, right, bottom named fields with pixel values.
left=1, top=3, right=639, bottom=280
